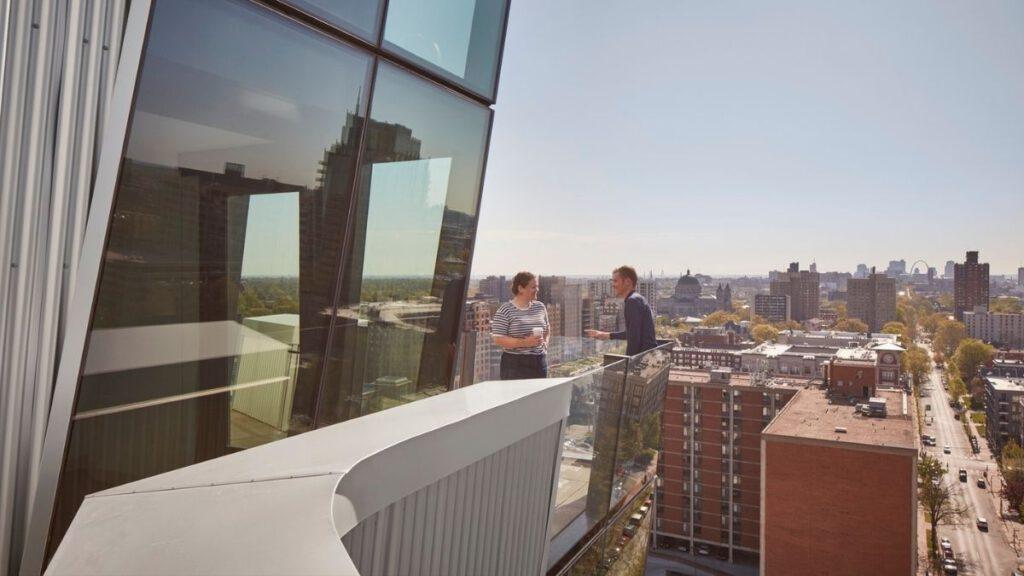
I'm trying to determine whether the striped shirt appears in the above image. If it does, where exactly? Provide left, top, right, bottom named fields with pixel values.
left=491, top=300, right=549, bottom=355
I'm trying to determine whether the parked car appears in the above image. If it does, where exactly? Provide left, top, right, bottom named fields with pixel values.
left=959, top=469, right=968, bottom=482
left=940, top=537, right=952, bottom=551
left=944, top=445, right=952, bottom=454
left=978, top=477, right=987, bottom=488
left=943, top=547, right=955, bottom=560
left=943, top=560, right=958, bottom=575
left=696, top=544, right=710, bottom=556
left=977, top=517, right=988, bottom=531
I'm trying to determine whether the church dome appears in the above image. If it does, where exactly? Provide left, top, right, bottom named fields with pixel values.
left=674, top=270, right=701, bottom=299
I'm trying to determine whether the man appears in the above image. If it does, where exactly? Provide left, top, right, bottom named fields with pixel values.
left=586, top=265, right=658, bottom=356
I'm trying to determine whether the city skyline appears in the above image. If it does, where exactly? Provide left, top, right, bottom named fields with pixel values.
left=472, top=0, right=1024, bottom=277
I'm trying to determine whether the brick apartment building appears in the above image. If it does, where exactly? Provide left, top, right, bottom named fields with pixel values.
left=753, top=294, right=790, bottom=323
left=656, top=368, right=817, bottom=566
left=954, top=250, right=989, bottom=321
left=761, top=388, right=917, bottom=576
left=846, top=270, right=896, bottom=332
left=770, top=263, right=820, bottom=322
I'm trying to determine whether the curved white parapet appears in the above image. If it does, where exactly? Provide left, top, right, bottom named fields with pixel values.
left=45, top=377, right=572, bottom=575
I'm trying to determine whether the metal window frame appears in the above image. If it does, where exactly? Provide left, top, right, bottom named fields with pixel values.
left=20, top=0, right=154, bottom=572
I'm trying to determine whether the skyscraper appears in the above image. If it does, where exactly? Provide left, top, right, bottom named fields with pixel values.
left=945, top=260, right=956, bottom=279
left=855, top=264, right=869, bottom=279
left=1018, top=267, right=1024, bottom=287
left=954, top=251, right=990, bottom=321
left=769, top=263, right=820, bottom=322
left=847, top=269, right=896, bottom=332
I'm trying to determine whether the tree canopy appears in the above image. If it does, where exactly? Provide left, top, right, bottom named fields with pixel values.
left=951, top=338, right=995, bottom=382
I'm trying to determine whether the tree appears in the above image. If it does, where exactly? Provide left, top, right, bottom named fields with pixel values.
left=702, top=310, right=739, bottom=327
left=951, top=339, right=995, bottom=382
left=947, top=374, right=967, bottom=404
left=937, top=293, right=954, bottom=310
left=1002, top=471, right=1024, bottom=518
left=832, top=301, right=848, bottom=320
left=773, top=320, right=801, bottom=331
left=902, top=345, right=932, bottom=388
left=882, top=321, right=909, bottom=343
left=1003, top=440, right=1024, bottom=467
left=752, top=324, right=780, bottom=344
left=918, top=454, right=967, bottom=566
left=921, top=312, right=948, bottom=335
left=991, top=297, right=1024, bottom=314
left=933, top=320, right=967, bottom=357
left=834, top=318, right=869, bottom=333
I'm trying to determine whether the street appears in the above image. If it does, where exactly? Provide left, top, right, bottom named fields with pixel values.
left=919, top=345, right=1019, bottom=574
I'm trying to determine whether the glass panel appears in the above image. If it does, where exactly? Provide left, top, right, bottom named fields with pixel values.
left=383, top=0, right=508, bottom=99
left=610, top=343, right=671, bottom=509
left=547, top=343, right=672, bottom=573
left=49, top=0, right=372, bottom=557
left=279, top=0, right=383, bottom=42
left=547, top=358, right=627, bottom=566
left=316, top=62, right=490, bottom=426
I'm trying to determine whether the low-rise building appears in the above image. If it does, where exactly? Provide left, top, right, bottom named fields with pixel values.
left=671, top=347, right=742, bottom=370
left=761, top=388, right=917, bottom=576
left=985, top=377, right=1024, bottom=450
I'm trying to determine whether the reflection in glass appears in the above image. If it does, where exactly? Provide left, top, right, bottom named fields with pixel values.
left=317, top=62, right=490, bottom=426
left=547, top=343, right=671, bottom=573
left=383, top=0, right=508, bottom=98
left=48, top=0, right=371, bottom=559
left=279, top=0, right=384, bottom=42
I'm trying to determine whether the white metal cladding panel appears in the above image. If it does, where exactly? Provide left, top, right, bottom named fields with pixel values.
left=0, top=0, right=125, bottom=573
left=341, top=421, right=562, bottom=576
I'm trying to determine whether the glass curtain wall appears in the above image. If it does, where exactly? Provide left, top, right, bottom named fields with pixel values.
left=45, top=0, right=506, bottom=562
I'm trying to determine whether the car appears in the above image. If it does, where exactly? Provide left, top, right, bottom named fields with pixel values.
left=944, top=445, right=952, bottom=454
left=959, top=469, right=968, bottom=482
left=977, top=517, right=988, bottom=531
left=696, top=544, right=710, bottom=556
left=978, top=478, right=987, bottom=488
left=940, top=537, right=952, bottom=551
left=943, top=560, right=958, bottom=575
left=943, top=547, right=955, bottom=560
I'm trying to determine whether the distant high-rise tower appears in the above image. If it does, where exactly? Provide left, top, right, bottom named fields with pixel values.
left=855, top=264, right=869, bottom=279
left=954, top=251, right=989, bottom=321
left=847, top=268, right=896, bottom=332
left=1018, top=267, right=1024, bottom=287
left=944, top=260, right=956, bottom=279
left=770, top=262, right=820, bottom=321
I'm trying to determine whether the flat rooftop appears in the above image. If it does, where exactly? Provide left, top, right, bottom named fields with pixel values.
left=668, top=368, right=818, bottom=390
left=763, top=388, right=916, bottom=451
left=988, top=377, right=1024, bottom=393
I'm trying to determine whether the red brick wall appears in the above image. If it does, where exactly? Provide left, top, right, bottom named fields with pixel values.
left=762, top=439, right=914, bottom=576
left=828, top=363, right=877, bottom=398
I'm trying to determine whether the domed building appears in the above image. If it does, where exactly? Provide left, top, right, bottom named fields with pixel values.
left=658, top=270, right=719, bottom=318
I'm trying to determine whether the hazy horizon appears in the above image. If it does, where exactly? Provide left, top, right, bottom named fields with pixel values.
left=470, top=0, right=1024, bottom=277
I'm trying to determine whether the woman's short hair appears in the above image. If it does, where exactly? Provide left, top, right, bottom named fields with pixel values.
left=511, top=271, right=536, bottom=295
left=613, top=265, right=638, bottom=286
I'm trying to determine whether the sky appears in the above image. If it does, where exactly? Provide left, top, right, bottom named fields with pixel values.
left=471, top=0, right=1024, bottom=277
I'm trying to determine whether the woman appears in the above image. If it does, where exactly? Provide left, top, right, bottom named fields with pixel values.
left=491, top=271, right=549, bottom=379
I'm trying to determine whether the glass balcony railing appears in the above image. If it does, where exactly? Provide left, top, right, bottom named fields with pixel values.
left=546, top=341, right=673, bottom=576
left=45, top=339, right=672, bottom=576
